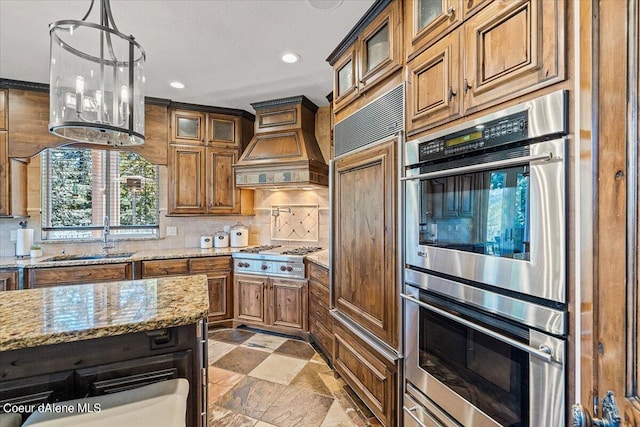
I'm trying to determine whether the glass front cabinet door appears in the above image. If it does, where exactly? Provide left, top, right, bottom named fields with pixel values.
left=405, top=0, right=463, bottom=59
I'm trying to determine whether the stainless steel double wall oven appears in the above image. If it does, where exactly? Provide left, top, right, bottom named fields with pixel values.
left=402, top=91, right=569, bottom=427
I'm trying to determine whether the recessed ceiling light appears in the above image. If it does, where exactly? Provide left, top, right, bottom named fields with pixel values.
left=169, top=81, right=185, bottom=89
left=307, top=0, right=343, bottom=10
left=281, top=53, right=300, bottom=64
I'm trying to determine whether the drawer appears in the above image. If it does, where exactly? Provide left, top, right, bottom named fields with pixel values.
left=310, top=315, right=333, bottom=358
left=307, top=262, right=329, bottom=286
left=309, top=297, right=331, bottom=326
left=141, top=259, right=189, bottom=277
left=309, top=279, right=329, bottom=309
left=190, top=256, right=231, bottom=273
left=29, top=263, right=131, bottom=287
left=334, top=321, right=397, bottom=427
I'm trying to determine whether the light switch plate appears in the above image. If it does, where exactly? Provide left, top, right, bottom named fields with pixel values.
left=166, top=226, right=177, bottom=236
left=10, top=230, right=17, bottom=241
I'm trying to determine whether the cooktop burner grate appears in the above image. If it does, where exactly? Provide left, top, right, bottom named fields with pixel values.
left=238, top=245, right=282, bottom=254
left=280, top=246, right=323, bottom=255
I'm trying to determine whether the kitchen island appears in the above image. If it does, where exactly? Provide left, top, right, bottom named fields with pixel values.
left=0, top=275, right=209, bottom=427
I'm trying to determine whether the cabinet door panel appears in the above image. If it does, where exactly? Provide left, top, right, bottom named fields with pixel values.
left=333, top=139, right=397, bottom=348
left=0, top=89, right=6, bottom=130
left=333, top=321, right=396, bottom=427
left=0, top=132, right=8, bottom=216
left=463, top=0, right=565, bottom=113
left=171, top=110, right=205, bottom=144
left=207, top=272, right=232, bottom=322
left=405, top=0, right=462, bottom=59
left=406, top=31, right=461, bottom=134
left=358, top=0, right=403, bottom=94
left=207, top=148, right=240, bottom=214
left=169, top=145, right=206, bottom=214
left=333, top=45, right=359, bottom=112
left=271, top=278, right=307, bottom=330
left=208, top=114, right=239, bottom=147
left=234, top=275, right=266, bottom=324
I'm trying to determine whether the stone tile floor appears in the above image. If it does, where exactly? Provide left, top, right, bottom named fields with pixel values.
left=208, top=328, right=383, bottom=427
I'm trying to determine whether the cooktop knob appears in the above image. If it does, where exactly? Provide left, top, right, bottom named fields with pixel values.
left=261, top=264, right=268, bottom=270
left=280, top=265, right=287, bottom=271
left=286, top=266, right=293, bottom=272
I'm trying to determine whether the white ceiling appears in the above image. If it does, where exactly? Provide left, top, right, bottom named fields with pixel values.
left=0, top=0, right=374, bottom=113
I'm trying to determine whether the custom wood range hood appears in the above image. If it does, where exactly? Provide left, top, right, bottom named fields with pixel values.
left=233, top=95, right=328, bottom=189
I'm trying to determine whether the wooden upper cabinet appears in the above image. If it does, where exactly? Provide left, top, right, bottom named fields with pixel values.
left=168, top=145, right=207, bottom=214
left=332, top=0, right=402, bottom=113
left=462, top=0, right=565, bottom=114
left=358, top=0, right=403, bottom=92
left=333, top=45, right=359, bottom=112
left=170, top=110, right=206, bottom=144
left=406, top=30, right=461, bottom=132
left=206, top=148, right=240, bottom=214
left=405, top=0, right=462, bottom=59
left=0, top=132, right=8, bottom=217
left=0, top=89, right=6, bottom=130
left=207, top=114, right=239, bottom=147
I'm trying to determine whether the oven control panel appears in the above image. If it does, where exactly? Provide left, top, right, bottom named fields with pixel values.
left=418, top=111, right=528, bottom=162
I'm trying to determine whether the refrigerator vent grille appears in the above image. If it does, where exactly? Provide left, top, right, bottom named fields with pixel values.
left=334, top=85, right=404, bottom=157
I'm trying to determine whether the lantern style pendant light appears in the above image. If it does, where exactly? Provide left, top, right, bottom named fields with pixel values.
left=49, top=0, right=146, bottom=146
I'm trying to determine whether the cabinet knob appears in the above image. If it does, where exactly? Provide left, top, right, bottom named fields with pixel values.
left=464, top=78, right=472, bottom=94
left=446, top=6, right=455, bottom=17
left=448, top=86, right=457, bottom=102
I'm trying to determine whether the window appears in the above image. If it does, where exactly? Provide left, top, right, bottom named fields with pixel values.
left=42, top=148, right=159, bottom=240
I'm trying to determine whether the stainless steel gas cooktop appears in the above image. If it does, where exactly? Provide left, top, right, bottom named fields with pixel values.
left=232, top=245, right=323, bottom=279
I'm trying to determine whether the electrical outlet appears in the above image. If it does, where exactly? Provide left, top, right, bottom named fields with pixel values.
left=10, top=230, right=17, bottom=241
left=166, top=226, right=177, bottom=236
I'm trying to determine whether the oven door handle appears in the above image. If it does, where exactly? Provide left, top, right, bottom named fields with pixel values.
left=403, top=406, right=429, bottom=427
left=400, top=293, right=554, bottom=363
left=400, top=152, right=553, bottom=181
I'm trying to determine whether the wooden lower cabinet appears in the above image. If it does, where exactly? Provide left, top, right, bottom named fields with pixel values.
left=234, top=273, right=307, bottom=335
left=307, top=262, right=333, bottom=360
left=141, top=256, right=233, bottom=325
left=26, top=263, right=132, bottom=288
left=333, top=321, right=398, bottom=427
left=0, top=269, right=18, bottom=290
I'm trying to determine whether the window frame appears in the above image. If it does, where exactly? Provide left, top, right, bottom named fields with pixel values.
left=41, top=147, right=160, bottom=241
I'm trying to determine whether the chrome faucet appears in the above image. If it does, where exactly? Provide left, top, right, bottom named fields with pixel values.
left=102, top=215, right=114, bottom=252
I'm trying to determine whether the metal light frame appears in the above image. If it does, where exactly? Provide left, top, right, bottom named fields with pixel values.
left=49, top=0, right=146, bottom=146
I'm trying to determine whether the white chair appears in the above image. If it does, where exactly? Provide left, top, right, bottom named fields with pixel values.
left=22, top=378, right=189, bottom=427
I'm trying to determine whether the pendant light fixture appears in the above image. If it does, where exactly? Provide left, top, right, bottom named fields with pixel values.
left=49, top=0, right=146, bottom=146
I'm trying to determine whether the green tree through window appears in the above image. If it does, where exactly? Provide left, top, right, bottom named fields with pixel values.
left=42, top=148, right=159, bottom=240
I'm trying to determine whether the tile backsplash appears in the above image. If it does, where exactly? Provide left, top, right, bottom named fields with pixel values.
left=0, top=158, right=330, bottom=258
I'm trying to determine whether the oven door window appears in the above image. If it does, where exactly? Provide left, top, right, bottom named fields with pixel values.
left=419, top=307, right=529, bottom=427
left=418, top=166, right=530, bottom=260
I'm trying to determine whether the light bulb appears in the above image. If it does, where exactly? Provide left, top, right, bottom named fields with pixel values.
left=75, top=76, right=84, bottom=95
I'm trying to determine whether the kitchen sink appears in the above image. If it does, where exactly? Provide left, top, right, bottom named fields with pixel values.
left=43, top=252, right=135, bottom=262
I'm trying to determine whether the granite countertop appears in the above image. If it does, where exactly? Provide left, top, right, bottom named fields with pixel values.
left=0, top=247, right=238, bottom=269
left=0, top=275, right=209, bottom=352
left=305, top=249, right=330, bottom=269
